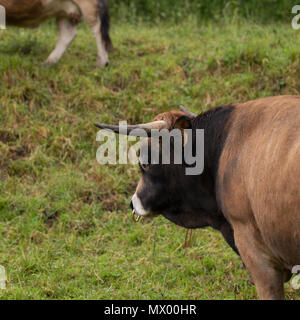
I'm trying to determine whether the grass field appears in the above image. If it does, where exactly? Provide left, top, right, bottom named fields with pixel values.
left=0, top=17, right=300, bottom=299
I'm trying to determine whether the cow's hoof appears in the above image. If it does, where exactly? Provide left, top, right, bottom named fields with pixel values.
left=44, top=60, right=56, bottom=68
left=96, top=59, right=109, bottom=68
left=44, top=56, right=59, bottom=67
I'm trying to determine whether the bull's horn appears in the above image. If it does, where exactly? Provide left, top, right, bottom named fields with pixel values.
left=94, top=120, right=168, bottom=136
left=179, top=105, right=197, bottom=117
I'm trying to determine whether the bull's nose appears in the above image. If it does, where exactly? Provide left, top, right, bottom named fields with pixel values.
left=130, top=200, right=133, bottom=210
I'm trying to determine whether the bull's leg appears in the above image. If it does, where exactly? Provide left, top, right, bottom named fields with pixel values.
left=45, top=17, right=78, bottom=66
left=234, top=227, right=284, bottom=300
left=219, top=222, right=239, bottom=255
left=75, top=0, right=110, bottom=67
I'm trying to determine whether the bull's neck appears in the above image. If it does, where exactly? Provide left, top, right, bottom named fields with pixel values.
left=191, top=105, right=236, bottom=180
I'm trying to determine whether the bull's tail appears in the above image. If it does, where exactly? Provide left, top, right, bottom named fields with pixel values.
left=98, top=0, right=112, bottom=50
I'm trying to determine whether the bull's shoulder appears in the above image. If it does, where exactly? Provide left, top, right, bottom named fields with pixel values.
left=216, top=95, right=300, bottom=224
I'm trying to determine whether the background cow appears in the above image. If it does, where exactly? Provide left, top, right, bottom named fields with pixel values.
left=0, top=0, right=112, bottom=66
left=95, top=95, right=300, bottom=299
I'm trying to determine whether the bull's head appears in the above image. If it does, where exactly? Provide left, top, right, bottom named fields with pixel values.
left=94, top=106, right=213, bottom=228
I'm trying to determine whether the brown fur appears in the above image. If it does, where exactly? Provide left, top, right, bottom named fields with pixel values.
left=217, top=95, right=300, bottom=299
left=154, top=110, right=193, bottom=127
left=1, top=0, right=42, bottom=13
left=1, top=0, right=45, bottom=25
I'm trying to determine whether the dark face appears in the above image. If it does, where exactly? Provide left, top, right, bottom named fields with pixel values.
left=131, top=162, right=183, bottom=217
left=130, top=135, right=215, bottom=229
left=131, top=138, right=174, bottom=218
left=130, top=124, right=226, bottom=231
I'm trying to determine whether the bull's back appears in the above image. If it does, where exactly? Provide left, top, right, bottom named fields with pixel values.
left=218, top=95, right=300, bottom=268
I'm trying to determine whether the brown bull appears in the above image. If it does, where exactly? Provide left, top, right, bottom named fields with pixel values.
left=0, top=0, right=112, bottom=66
left=95, top=95, right=300, bottom=299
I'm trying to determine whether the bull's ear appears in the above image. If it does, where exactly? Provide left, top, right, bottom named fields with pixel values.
left=174, top=116, right=192, bottom=130
left=174, top=116, right=192, bottom=147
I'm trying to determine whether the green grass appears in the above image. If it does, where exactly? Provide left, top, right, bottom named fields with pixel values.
left=109, top=0, right=297, bottom=23
left=0, top=18, right=300, bottom=299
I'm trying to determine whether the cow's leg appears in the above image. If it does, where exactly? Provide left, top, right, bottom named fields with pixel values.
left=234, top=227, right=284, bottom=300
left=75, top=0, right=110, bottom=67
left=45, top=17, right=78, bottom=66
